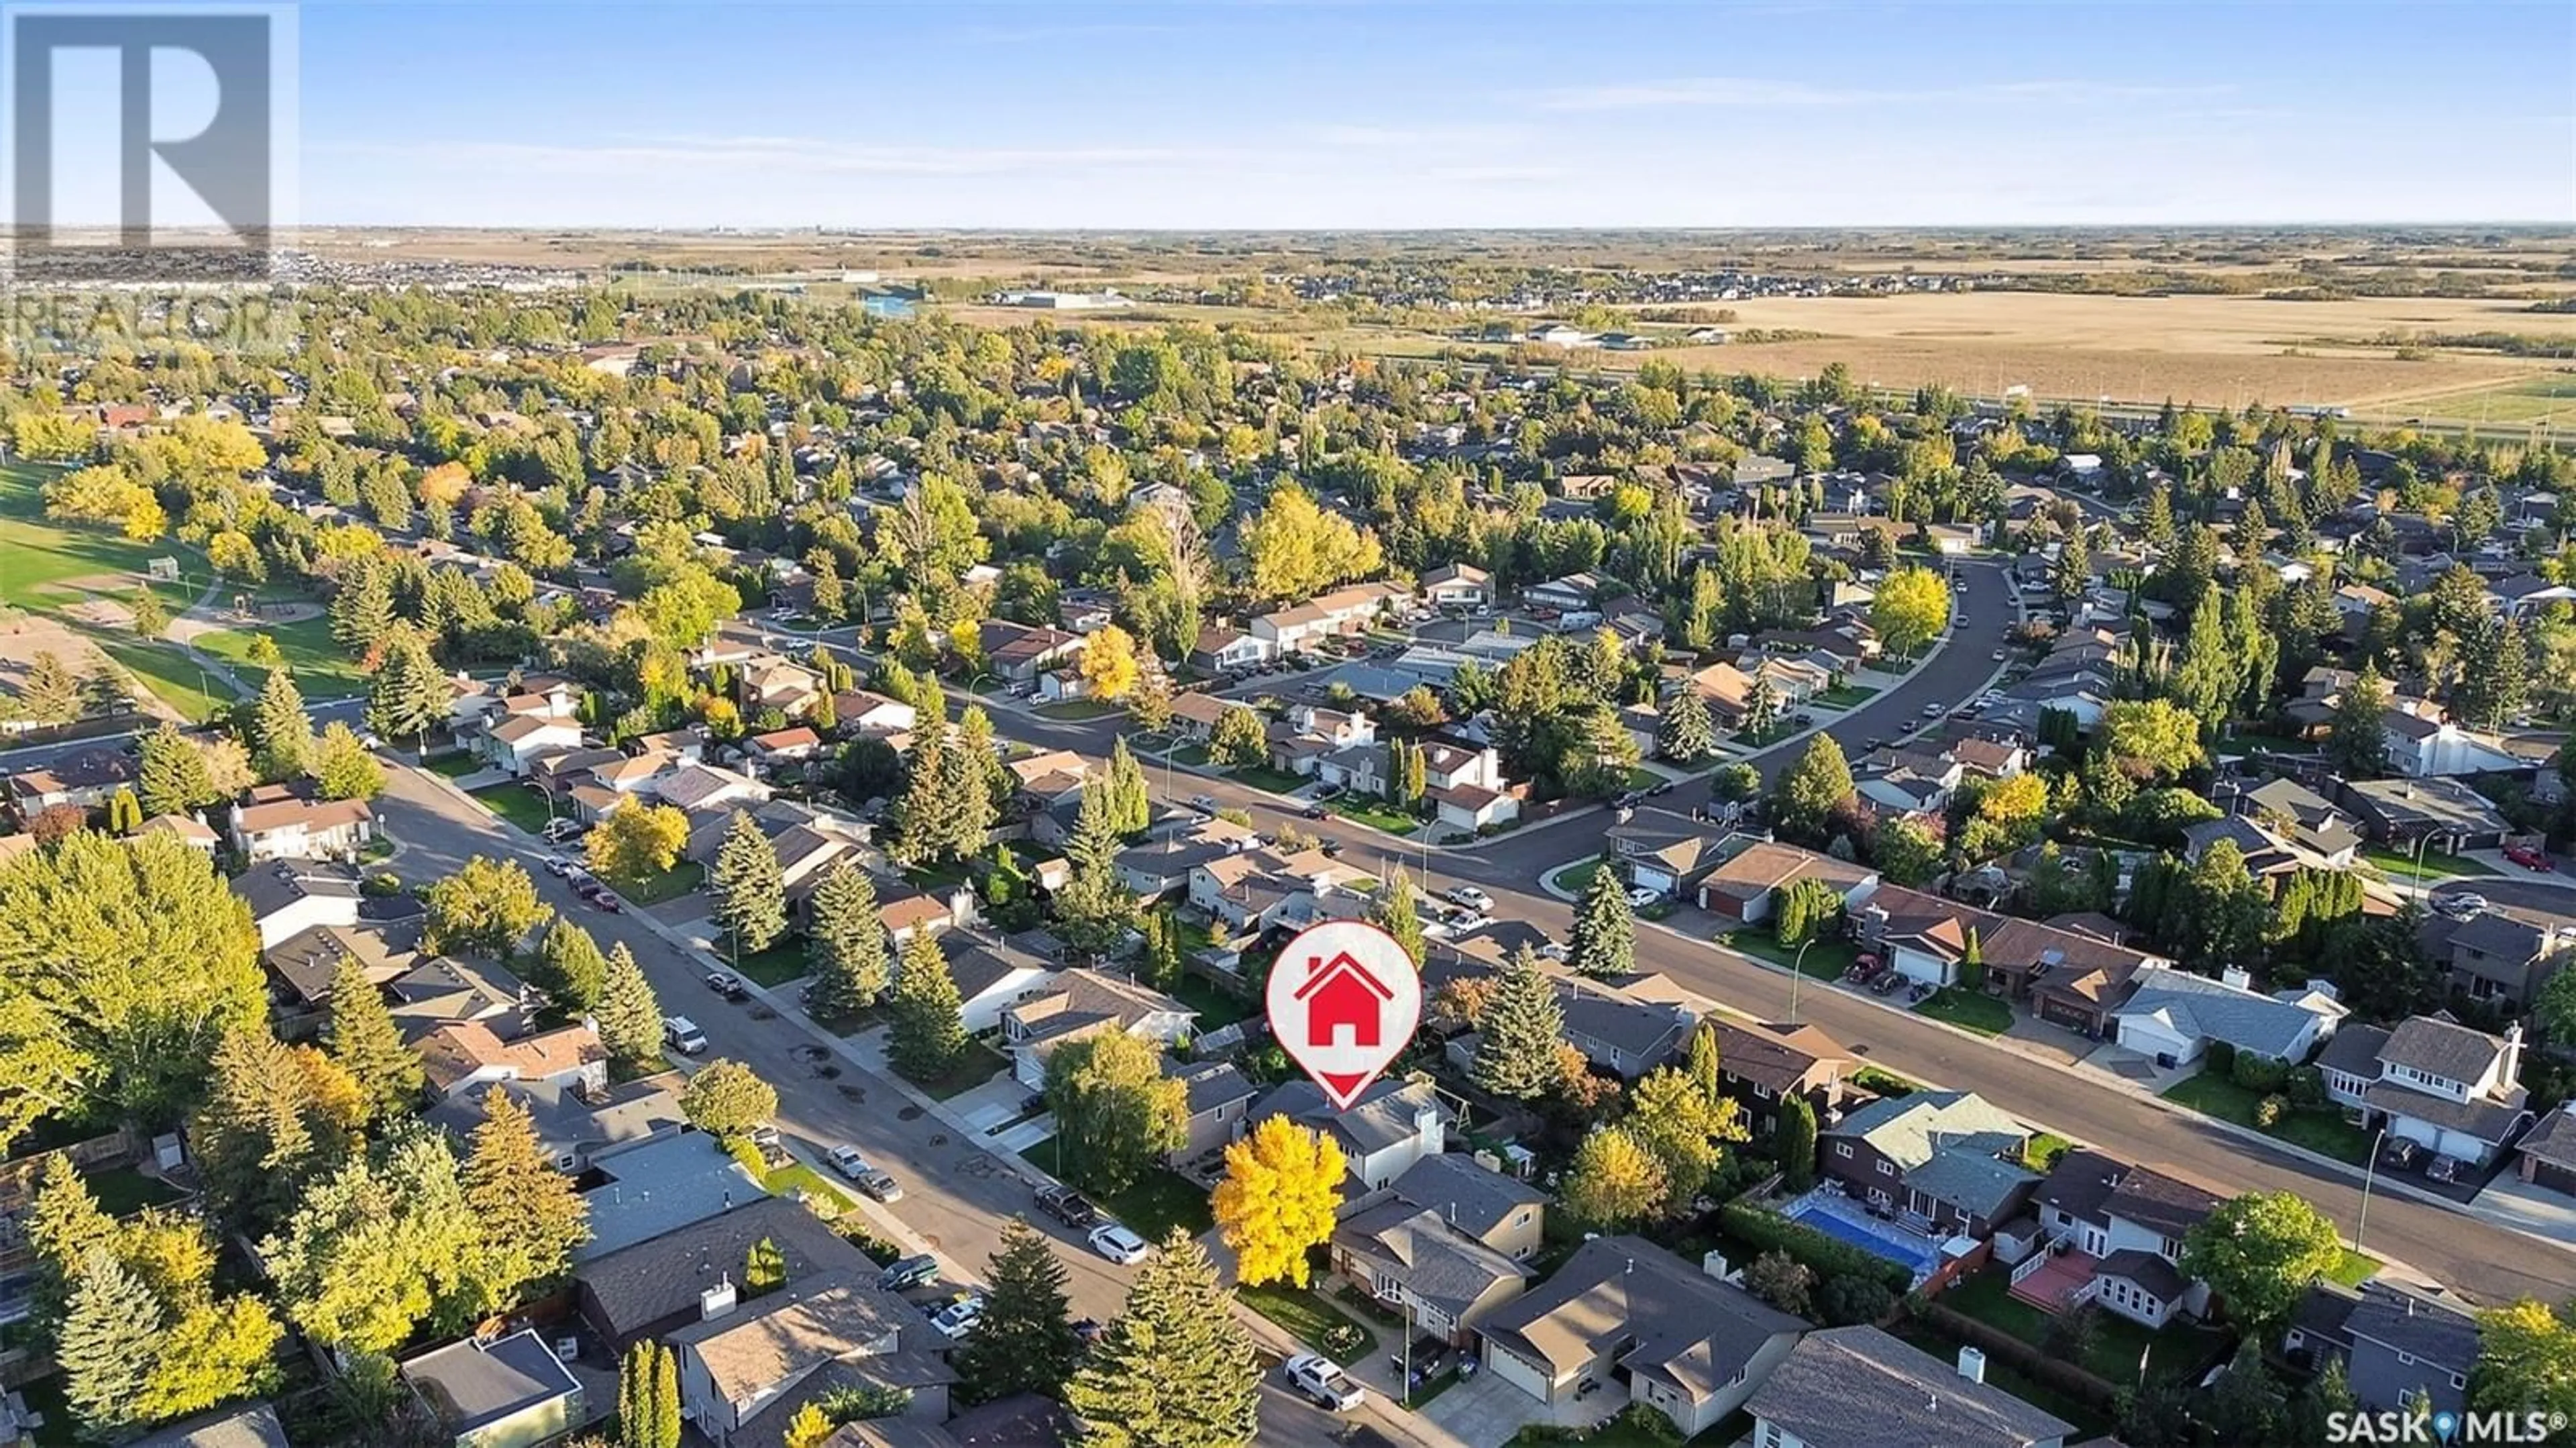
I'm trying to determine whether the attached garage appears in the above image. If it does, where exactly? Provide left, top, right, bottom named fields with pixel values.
left=1481, top=1339, right=1562, bottom=1402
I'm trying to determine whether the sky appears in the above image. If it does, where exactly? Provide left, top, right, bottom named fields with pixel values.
left=278, top=1, right=2575, bottom=227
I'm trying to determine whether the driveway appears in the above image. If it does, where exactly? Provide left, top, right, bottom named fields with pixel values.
left=1419, top=1367, right=1627, bottom=1443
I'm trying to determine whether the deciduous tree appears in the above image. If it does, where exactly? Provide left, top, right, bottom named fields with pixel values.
left=585, top=800, right=690, bottom=886
left=1367, top=866, right=1428, bottom=969
left=264, top=1127, right=483, bottom=1353
left=2471, top=1298, right=2576, bottom=1423
left=1044, top=1029, right=1185, bottom=1194
left=678, top=1059, right=777, bottom=1142
left=1771, top=733, right=1854, bottom=844
left=422, top=855, right=549, bottom=958
left=1625, top=1066, right=1749, bottom=1216
left=1870, top=565, right=1950, bottom=659
left=1562, top=1124, right=1667, bottom=1230
left=1212, top=1117, right=1347, bottom=1288
left=2180, top=1190, right=2341, bottom=1332
left=1209, top=703, right=1269, bottom=769
left=1079, top=623, right=1144, bottom=702
left=309, top=721, right=386, bottom=800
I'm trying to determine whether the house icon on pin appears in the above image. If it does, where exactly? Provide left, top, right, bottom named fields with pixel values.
left=1293, top=950, right=1395, bottom=1049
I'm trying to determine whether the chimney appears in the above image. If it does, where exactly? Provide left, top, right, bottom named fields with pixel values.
left=700, top=1275, right=737, bottom=1321
left=2502, top=1022, right=2525, bottom=1088
left=1957, top=1346, right=1986, bottom=1384
left=2220, top=965, right=2253, bottom=992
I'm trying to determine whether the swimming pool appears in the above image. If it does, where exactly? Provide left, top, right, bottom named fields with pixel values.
left=1784, top=1200, right=1943, bottom=1279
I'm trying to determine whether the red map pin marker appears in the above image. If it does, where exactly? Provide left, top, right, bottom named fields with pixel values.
left=1265, top=919, right=1424, bottom=1110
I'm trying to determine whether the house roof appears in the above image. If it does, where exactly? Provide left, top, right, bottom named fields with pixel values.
left=657, top=764, right=763, bottom=811
left=2379, top=1015, right=2510, bottom=1084
left=1253, top=1078, right=1446, bottom=1163
left=427, top=1075, right=682, bottom=1166
left=2521, top=1104, right=2576, bottom=1172
left=234, top=794, right=372, bottom=835
left=1699, top=840, right=1876, bottom=903
left=2095, top=1248, right=2190, bottom=1304
left=1333, top=1200, right=1528, bottom=1318
left=2114, top=968, right=2340, bottom=1059
left=400, top=1331, right=578, bottom=1435
left=1555, top=977, right=1691, bottom=1067
left=1904, top=1147, right=2039, bottom=1221
left=2344, top=1282, right=2481, bottom=1372
left=230, top=860, right=364, bottom=919
left=1003, top=969, right=1191, bottom=1048
left=1605, top=813, right=1729, bottom=877
left=262, top=918, right=425, bottom=1005
left=750, top=726, right=822, bottom=751
left=129, top=1403, right=292, bottom=1448
left=2315, top=1023, right=2393, bottom=1080
left=140, top=812, right=221, bottom=843
left=1481, top=1237, right=1805, bottom=1404
left=1169, top=1058, right=1258, bottom=1118
left=1706, top=1019, right=1854, bottom=1094
left=577, top=1131, right=772, bottom=1261
left=1825, top=1090, right=2027, bottom=1171
left=667, top=1266, right=926, bottom=1404
left=1747, top=1326, right=2075, bottom=1448
left=1383, top=1152, right=1546, bottom=1241
left=2361, top=1079, right=2526, bottom=1145
left=490, top=713, right=581, bottom=745
left=578, top=1195, right=867, bottom=1341
left=414, top=1021, right=605, bottom=1093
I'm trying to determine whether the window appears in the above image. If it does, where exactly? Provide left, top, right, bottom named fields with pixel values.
left=2398, top=1351, right=2415, bottom=1367
left=2453, top=1374, right=2468, bottom=1390
left=1876, top=1160, right=1894, bottom=1176
left=1835, top=1143, right=1853, bottom=1159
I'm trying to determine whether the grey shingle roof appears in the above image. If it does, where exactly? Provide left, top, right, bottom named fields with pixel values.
left=2347, top=1283, right=2480, bottom=1372
left=1333, top=1201, right=1527, bottom=1318
left=1482, top=1237, right=1805, bottom=1402
left=1827, top=1091, right=2027, bottom=1172
left=2115, top=968, right=2337, bottom=1059
left=2096, top=1248, right=2189, bottom=1304
left=2520, top=1104, right=2576, bottom=1171
left=2315, top=1023, right=2393, bottom=1080
left=400, top=1331, right=579, bottom=1435
left=578, top=1196, right=870, bottom=1342
left=1903, top=1147, right=2039, bottom=1221
left=1386, top=1153, right=1546, bottom=1241
left=2361, top=1080, right=2526, bottom=1145
left=2378, top=1015, right=2510, bottom=1085
left=130, top=1404, right=291, bottom=1448
left=1747, top=1325, right=2075, bottom=1448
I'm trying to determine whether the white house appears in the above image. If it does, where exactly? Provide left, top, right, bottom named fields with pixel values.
left=231, top=862, right=364, bottom=950
left=2316, top=1015, right=2532, bottom=1168
left=2381, top=709, right=2527, bottom=778
left=946, top=937, right=1063, bottom=1035
left=2110, top=966, right=2344, bottom=1070
left=998, top=971, right=1197, bottom=1092
left=1251, top=1078, right=1448, bottom=1190
left=227, top=793, right=375, bottom=863
left=1420, top=563, right=1491, bottom=609
left=482, top=714, right=585, bottom=776
left=2028, top=1151, right=2223, bottom=1330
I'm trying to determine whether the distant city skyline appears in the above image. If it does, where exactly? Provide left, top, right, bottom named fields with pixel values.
left=294, top=1, right=2573, bottom=227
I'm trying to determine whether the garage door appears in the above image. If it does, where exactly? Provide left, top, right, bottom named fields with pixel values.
left=1483, top=1340, right=1558, bottom=1403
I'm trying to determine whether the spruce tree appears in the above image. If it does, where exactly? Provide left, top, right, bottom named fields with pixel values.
left=709, top=810, right=787, bottom=955
left=327, top=953, right=422, bottom=1123
left=533, top=919, right=610, bottom=1013
left=594, top=943, right=663, bottom=1073
left=1065, top=1231, right=1260, bottom=1448
left=1367, top=866, right=1427, bottom=968
left=886, top=929, right=967, bottom=1082
left=1656, top=689, right=1717, bottom=764
left=1472, top=945, right=1566, bottom=1100
left=2324, top=664, right=2392, bottom=780
left=249, top=668, right=313, bottom=780
left=892, top=729, right=957, bottom=868
left=24, top=1156, right=113, bottom=1341
left=367, top=624, right=447, bottom=745
left=618, top=1343, right=652, bottom=1448
left=58, top=1247, right=164, bottom=1441
left=1053, top=788, right=1137, bottom=959
left=329, top=558, right=396, bottom=658
left=79, top=662, right=133, bottom=719
left=129, top=585, right=168, bottom=637
left=806, top=868, right=890, bottom=1017
left=1569, top=864, right=1636, bottom=979
left=17, top=649, right=82, bottom=726
left=193, top=1023, right=332, bottom=1230
left=937, top=725, right=996, bottom=862
left=462, top=1086, right=590, bottom=1313
left=137, top=721, right=216, bottom=817
left=956, top=1217, right=1081, bottom=1404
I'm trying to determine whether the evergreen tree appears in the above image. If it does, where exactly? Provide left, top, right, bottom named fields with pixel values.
left=136, top=721, right=217, bottom=817
left=1064, top=1232, right=1260, bottom=1448
left=193, top=1023, right=342, bottom=1230
left=1778, top=1094, right=1819, bottom=1189
left=649, top=1342, right=680, bottom=1448
left=327, top=953, right=422, bottom=1123
left=2457, top=614, right=2532, bottom=731
left=1686, top=1019, right=1722, bottom=1104
left=1656, top=688, right=1717, bottom=764
left=955, top=1218, right=1081, bottom=1405
left=248, top=668, right=313, bottom=780
left=24, top=1156, right=113, bottom=1342
left=892, top=728, right=958, bottom=868
left=16, top=649, right=82, bottom=726
left=58, top=1247, right=164, bottom=1441
left=2324, top=664, right=2392, bottom=780
left=745, top=1236, right=787, bottom=1296
left=1472, top=945, right=1566, bottom=1100
left=533, top=919, right=610, bottom=1013
left=1138, top=909, right=1183, bottom=992
left=886, top=929, right=967, bottom=1081
left=1569, top=864, right=1636, bottom=979
left=1053, top=789, right=1137, bottom=959
left=1106, top=737, right=1152, bottom=837
left=462, top=1086, right=590, bottom=1314
left=329, top=558, right=396, bottom=658
left=105, top=788, right=142, bottom=833
left=936, top=721, right=996, bottom=861
left=367, top=624, right=447, bottom=745
left=79, top=662, right=133, bottom=719
left=710, top=810, right=788, bottom=955
left=1367, top=866, right=1427, bottom=968
left=594, top=944, right=663, bottom=1073
left=806, top=867, right=890, bottom=1017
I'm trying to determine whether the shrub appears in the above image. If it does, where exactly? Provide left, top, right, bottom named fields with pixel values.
left=1718, top=1202, right=1911, bottom=1296
left=2287, top=1065, right=2327, bottom=1108
left=2255, top=1093, right=2288, bottom=1129
left=360, top=871, right=402, bottom=897
left=1816, top=1273, right=1898, bottom=1327
left=2204, top=1040, right=2237, bottom=1078
left=2232, top=1051, right=2290, bottom=1094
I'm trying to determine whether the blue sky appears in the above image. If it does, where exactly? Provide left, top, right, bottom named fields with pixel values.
left=294, top=2, right=2576, bottom=227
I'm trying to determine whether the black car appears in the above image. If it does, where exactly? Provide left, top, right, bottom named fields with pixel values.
left=877, top=1254, right=942, bottom=1292
left=1036, top=1184, right=1101, bottom=1230
left=1301, top=805, right=1330, bottom=820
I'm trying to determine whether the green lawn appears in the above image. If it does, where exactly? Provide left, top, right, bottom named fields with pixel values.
left=730, top=936, right=812, bottom=986
left=619, top=858, right=705, bottom=906
left=1553, top=856, right=1608, bottom=895
left=1723, top=930, right=1858, bottom=981
left=191, top=615, right=366, bottom=700
left=1735, top=721, right=1799, bottom=747
left=469, top=780, right=557, bottom=836
left=1328, top=797, right=1421, bottom=836
left=0, top=462, right=208, bottom=615
left=1941, top=1267, right=2228, bottom=1389
left=2326, top=1248, right=2383, bottom=1288
left=97, top=637, right=235, bottom=721
left=1916, top=986, right=2014, bottom=1036
left=425, top=752, right=486, bottom=779
left=1819, top=683, right=1881, bottom=708
left=1622, top=766, right=1664, bottom=790
left=912, top=1041, right=1009, bottom=1101
left=1851, top=1065, right=1922, bottom=1097
left=762, top=1161, right=861, bottom=1216
left=85, top=1165, right=184, bottom=1216
left=1225, top=764, right=1307, bottom=794
left=2025, top=1133, right=2076, bottom=1171
left=1036, top=699, right=1122, bottom=719
left=1236, top=1282, right=1378, bottom=1359
left=1016, top=1138, right=1213, bottom=1241
left=2361, top=844, right=2495, bottom=881
left=1173, top=974, right=1257, bottom=1029
left=2161, top=1070, right=2374, bottom=1165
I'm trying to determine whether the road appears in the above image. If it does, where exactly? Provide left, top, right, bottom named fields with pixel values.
left=375, top=765, right=1407, bottom=1447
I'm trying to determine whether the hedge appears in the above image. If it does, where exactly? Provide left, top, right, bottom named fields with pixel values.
left=1719, top=1201, right=1912, bottom=1296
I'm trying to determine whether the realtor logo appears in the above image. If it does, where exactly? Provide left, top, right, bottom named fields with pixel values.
left=1266, top=919, right=1422, bottom=1110
left=5, top=3, right=294, bottom=286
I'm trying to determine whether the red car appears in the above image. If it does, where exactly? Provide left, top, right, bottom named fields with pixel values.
left=2506, top=845, right=2555, bottom=872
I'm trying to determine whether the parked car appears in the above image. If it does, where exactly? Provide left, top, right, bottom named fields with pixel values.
left=543, top=857, right=574, bottom=878
left=706, top=971, right=749, bottom=1000
left=1625, top=886, right=1660, bottom=909
left=2436, top=892, right=2489, bottom=919
left=1189, top=794, right=1219, bottom=815
left=661, top=1016, right=707, bottom=1055
left=877, top=1254, right=942, bottom=1292
left=830, top=1145, right=904, bottom=1201
left=1036, top=1184, right=1100, bottom=1229
left=1992, top=649, right=2010, bottom=662
left=748, top=1123, right=781, bottom=1151
left=585, top=891, right=623, bottom=914
left=1921, top=702, right=1944, bottom=718
left=541, top=817, right=584, bottom=843
left=2506, top=845, right=2554, bottom=872
left=928, top=1292, right=987, bottom=1339
left=1088, top=1223, right=1151, bottom=1265
left=1302, top=804, right=1330, bottom=820
left=1283, top=1353, right=1366, bottom=1412
left=1446, top=886, right=1493, bottom=912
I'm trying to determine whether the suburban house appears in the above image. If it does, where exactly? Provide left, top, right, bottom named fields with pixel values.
left=414, top=1021, right=609, bottom=1104
left=425, top=1076, right=684, bottom=1175
left=1250, top=1078, right=1448, bottom=1190
left=2285, top=1281, right=2479, bottom=1419
left=2235, top=777, right=2365, bottom=866
left=1605, top=812, right=1733, bottom=900
left=1250, top=582, right=1399, bottom=654
left=129, top=1403, right=292, bottom=1448
left=1851, top=886, right=2001, bottom=990
left=2416, top=904, right=2575, bottom=1009
left=480, top=713, right=586, bottom=776
left=1554, top=976, right=1695, bottom=1078
left=1332, top=1186, right=1534, bottom=1345
left=744, top=726, right=825, bottom=768
left=1852, top=748, right=1966, bottom=817
left=2341, top=776, right=2514, bottom=856
left=876, top=884, right=977, bottom=945
left=1695, top=840, right=1880, bottom=924
left=137, top=812, right=221, bottom=854
left=5, top=747, right=138, bottom=821
left=2516, top=1101, right=2576, bottom=1196
left=833, top=690, right=919, bottom=740
left=2019, top=1151, right=2222, bottom=1329
left=1746, top=1326, right=2075, bottom=1448
left=1975, top=917, right=2169, bottom=1039
left=655, top=763, right=773, bottom=819
left=1419, top=562, right=1491, bottom=608
left=999, top=970, right=1195, bottom=1091
left=2316, top=1015, right=2532, bottom=1168
left=1819, top=1091, right=2038, bottom=1237
left=1165, top=690, right=1234, bottom=743
left=1522, top=573, right=1603, bottom=614
left=1167, top=1058, right=1260, bottom=1166
left=262, top=915, right=425, bottom=1017
left=1479, top=1235, right=1806, bottom=1438
left=742, top=658, right=828, bottom=718
left=574, top=1133, right=772, bottom=1263
left=577, top=1196, right=863, bottom=1349
left=1116, top=812, right=1262, bottom=898
left=668, top=1268, right=957, bottom=1445
left=2110, top=965, right=2346, bottom=1068
left=226, top=790, right=376, bottom=863
left=386, top=956, right=533, bottom=1041
left=231, top=860, right=364, bottom=949
left=1188, top=624, right=1270, bottom=675
left=398, top=1330, right=583, bottom=1448
left=943, top=935, right=1064, bottom=1034
left=2381, top=705, right=2526, bottom=779
left=1705, top=1019, right=1854, bottom=1141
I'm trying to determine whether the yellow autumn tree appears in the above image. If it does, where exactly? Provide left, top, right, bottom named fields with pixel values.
left=782, top=1400, right=835, bottom=1448
left=1212, top=1116, right=1347, bottom=1288
left=1078, top=623, right=1143, bottom=703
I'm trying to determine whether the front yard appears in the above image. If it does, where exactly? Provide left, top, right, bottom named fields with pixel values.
left=1225, top=764, right=1308, bottom=794
left=1915, top=986, right=2013, bottom=1036
left=2361, top=844, right=2496, bottom=881
left=1015, top=1137, right=1213, bottom=1241
left=729, top=936, right=812, bottom=987
left=1234, top=1281, right=1377, bottom=1360
left=2161, top=1070, right=2374, bottom=1165
left=1818, top=683, right=1880, bottom=709
left=469, top=780, right=557, bottom=837
left=906, top=1041, right=1010, bottom=1100
left=1721, top=930, right=1857, bottom=982
left=615, top=858, right=706, bottom=907
left=1328, top=797, right=1421, bottom=835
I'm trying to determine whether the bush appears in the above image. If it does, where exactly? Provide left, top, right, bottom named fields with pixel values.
left=2255, top=1094, right=2288, bottom=1129
left=2287, top=1065, right=2327, bottom=1108
left=2204, top=1040, right=2237, bottom=1078
left=832, top=1217, right=898, bottom=1265
left=1816, top=1273, right=1897, bottom=1327
left=2232, top=1051, right=2290, bottom=1094
left=360, top=871, right=402, bottom=897
left=1718, top=1202, right=1911, bottom=1296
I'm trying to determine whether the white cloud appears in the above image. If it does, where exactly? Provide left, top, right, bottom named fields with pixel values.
left=315, top=134, right=1235, bottom=179
left=1540, top=76, right=2226, bottom=111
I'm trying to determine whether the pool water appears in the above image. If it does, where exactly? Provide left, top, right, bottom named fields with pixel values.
left=1784, top=1201, right=1942, bottom=1276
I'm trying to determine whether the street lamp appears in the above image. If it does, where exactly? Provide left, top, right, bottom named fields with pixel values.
left=2355, top=1125, right=2390, bottom=1256
left=2411, top=833, right=2432, bottom=896
left=1788, top=937, right=1816, bottom=1025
